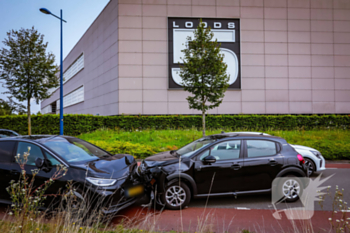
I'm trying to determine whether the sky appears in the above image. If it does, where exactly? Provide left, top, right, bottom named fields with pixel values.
left=0, top=0, right=110, bottom=113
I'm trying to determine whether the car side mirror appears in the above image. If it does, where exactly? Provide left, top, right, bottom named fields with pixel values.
left=203, top=155, right=216, bottom=164
left=35, top=157, right=45, bottom=168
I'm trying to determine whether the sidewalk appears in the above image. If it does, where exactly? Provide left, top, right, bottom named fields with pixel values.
left=113, top=206, right=337, bottom=232
left=325, top=160, right=350, bottom=168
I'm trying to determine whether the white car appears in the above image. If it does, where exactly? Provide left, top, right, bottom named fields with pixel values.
left=289, top=144, right=326, bottom=176
left=230, top=132, right=326, bottom=176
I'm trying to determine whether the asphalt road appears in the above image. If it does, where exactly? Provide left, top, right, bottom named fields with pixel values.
left=190, top=168, right=350, bottom=211
left=112, top=167, right=350, bottom=232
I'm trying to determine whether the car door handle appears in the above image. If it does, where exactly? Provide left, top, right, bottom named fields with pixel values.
left=231, top=164, right=241, bottom=170
left=269, top=159, right=278, bottom=166
left=10, top=170, right=20, bottom=175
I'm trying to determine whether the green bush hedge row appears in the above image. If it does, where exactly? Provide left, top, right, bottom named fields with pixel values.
left=88, top=140, right=160, bottom=159
left=88, top=139, right=350, bottom=160
left=0, top=114, right=349, bottom=136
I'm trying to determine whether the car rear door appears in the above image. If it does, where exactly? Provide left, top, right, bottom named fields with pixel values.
left=241, top=139, right=283, bottom=191
left=193, top=139, right=244, bottom=194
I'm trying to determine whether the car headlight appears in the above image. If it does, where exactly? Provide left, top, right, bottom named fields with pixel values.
left=86, top=177, right=126, bottom=187
left=310, top=150, right=321, bottom=159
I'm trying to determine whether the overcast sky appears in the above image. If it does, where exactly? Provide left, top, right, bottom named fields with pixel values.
left=0, top=0, right=110, bottom=113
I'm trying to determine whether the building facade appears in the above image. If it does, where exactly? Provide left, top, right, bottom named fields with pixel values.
left=41, top=0, right=350, bottom=115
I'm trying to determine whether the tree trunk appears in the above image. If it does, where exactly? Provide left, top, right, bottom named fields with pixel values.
left=202, top=110, right=206, bottom=137
left=27, top=98, right=31, bottom=135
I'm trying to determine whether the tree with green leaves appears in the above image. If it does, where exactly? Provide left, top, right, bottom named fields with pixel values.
left=0, top=27, right=59, bottom=135
left=179, top=20, right=230, bottom=136
left=0, top=97, right=26, bottom=115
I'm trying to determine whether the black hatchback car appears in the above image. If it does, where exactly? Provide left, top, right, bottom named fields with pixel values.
left=0, top=135, right=146, bottom=214
left=137, top=133, right=309, bottom=210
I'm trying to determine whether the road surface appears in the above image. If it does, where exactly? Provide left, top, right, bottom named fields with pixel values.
left=114, top=164, right=350, bottom=232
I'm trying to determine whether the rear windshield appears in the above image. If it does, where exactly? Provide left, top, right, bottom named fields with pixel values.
left=44, top=137, right=111, bottom=163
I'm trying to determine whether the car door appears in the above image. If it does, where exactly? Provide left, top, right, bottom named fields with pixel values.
left=193, top=140, right=244, bottom=194
left=0, top=140, right=17, bottom=201
left=241, top=139, right=283, bottom=191
left=5, top=142, right=58, bottom=202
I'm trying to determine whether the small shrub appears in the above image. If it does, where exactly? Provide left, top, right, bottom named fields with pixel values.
left=7, top=147, right=67, bottom=232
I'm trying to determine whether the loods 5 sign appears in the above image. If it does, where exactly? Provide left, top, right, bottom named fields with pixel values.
left=168, top=18, right=241, bottom=89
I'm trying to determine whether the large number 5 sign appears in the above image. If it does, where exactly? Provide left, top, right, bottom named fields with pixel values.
left=171, top=28, right=239, bottom=86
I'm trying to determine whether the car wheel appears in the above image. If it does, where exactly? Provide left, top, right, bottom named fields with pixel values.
left=279, top=175, right=303, bottom=202
left=161, top=182, right=191, bottom=210
left=305, top=158, right=315, bottom=176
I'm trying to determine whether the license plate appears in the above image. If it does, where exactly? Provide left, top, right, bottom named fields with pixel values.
left=126, top=185, right=144, bottom=197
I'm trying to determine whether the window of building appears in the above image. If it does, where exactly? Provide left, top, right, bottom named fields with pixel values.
left=57, top=86, right=84, bottom=109
left=63, top=53, right=84, bottom=83
left=47, top=53, right=84, bottom=95
left=41, top=105, right=52, bottom=114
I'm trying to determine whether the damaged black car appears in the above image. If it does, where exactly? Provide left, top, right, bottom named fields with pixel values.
left=137, top=132, right=309, bottom=210
left=0, top=135, right=147, bottom=214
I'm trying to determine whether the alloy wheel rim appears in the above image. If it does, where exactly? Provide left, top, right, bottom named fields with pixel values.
left=282, top=179, right=300, bottom=199
left=165, top=185, right=186, bottom=207
left=306, top=159, right=314, bottom=176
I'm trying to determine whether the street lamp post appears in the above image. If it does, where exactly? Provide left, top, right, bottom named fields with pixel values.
left=39, top=8, right=67, bottom=135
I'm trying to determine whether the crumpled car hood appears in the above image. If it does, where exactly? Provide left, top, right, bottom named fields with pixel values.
left=70, top=154, right=136, bottom=179
left=144, top=151, right=179, bottom=168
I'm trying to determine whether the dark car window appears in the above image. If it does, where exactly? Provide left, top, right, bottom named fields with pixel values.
left=44, top=137, right=111, bottom=163
left=177, top=137, right=218, bottom=158
left=246, top=140, right=277, bottom=158
left=0, top=141, right=16, bottom=162
left=16, top=142, right=45, bottom=166
left=44, top=151, right=61, bottom=166
left=200, top=140, right=241, bottom=160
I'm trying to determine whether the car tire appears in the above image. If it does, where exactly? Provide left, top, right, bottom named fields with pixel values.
left=161, top=182, right=191, bottom=210
left=305, top=158, right=315, bottom=176
left=278, top=175, right=303, bottom=203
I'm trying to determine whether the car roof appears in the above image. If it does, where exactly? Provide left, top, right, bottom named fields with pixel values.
left=0, top=129, right=19, bottom=133
left=207, top=132, right=284, bottom=141
left=0, top=135, right=75, bottom=144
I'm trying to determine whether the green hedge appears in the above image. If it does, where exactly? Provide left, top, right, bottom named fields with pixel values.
left=88, top=140, right=160, bottom=159
left=0, top=114, right=349, bottom=136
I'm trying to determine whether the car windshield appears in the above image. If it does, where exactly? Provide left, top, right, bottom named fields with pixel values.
left=44, top=137, right=111, bottom=163
left=176, top=137, right=218, bottom=158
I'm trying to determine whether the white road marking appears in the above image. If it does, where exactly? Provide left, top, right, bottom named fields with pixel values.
left=235, top=207, right=250, bottom=210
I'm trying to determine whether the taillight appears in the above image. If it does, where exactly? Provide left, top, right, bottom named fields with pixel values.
left=297, top=154, right=305, bottom=164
